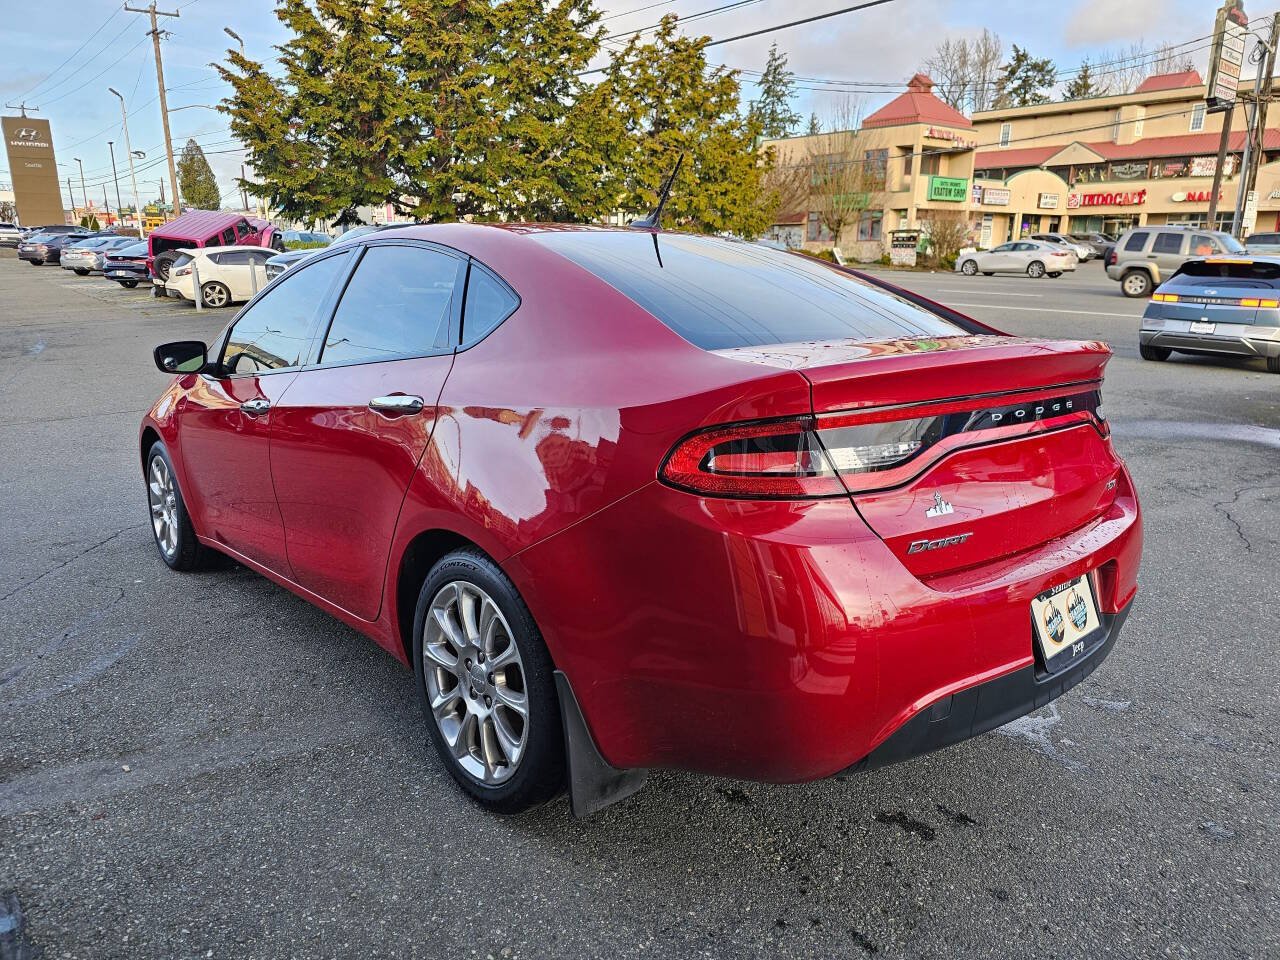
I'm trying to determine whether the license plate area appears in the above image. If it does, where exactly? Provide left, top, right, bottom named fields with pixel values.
left=1031, top=574, right=1102, bottom=674
left=1190, top=320, right=1216, bottom=334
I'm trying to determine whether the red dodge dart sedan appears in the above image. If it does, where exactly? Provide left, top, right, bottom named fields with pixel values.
left=141, top=224, right=1142, bottom=815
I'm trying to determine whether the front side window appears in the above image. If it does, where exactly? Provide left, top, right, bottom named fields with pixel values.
left=319, top=244, right=462, bottom=365
left=221, top=228, right=236, bottom=245
left=223, top=251, right=351, bottom=373
left=1152, top=232, right=1184, bottom=254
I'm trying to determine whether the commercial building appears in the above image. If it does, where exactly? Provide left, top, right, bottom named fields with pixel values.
left=765, top=69, right=1278, bottom=257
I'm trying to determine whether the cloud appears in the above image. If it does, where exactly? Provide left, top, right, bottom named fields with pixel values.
left=1063, top=0, right=1179, bottom=46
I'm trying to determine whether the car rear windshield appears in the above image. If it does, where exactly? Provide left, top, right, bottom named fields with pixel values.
left=528, top=230, right=965, bottom=350
left=171, top=253, right=194, bottom=270
left=1169, top=259, right=1280, bottom=287
left=1248, top=233, right=1280, bottom=244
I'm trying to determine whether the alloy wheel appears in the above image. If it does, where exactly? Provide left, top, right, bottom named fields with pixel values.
left=961, top=260, right=977, bottom=275
left=1027, top=261, right=1045, bottom=278
left=421, top=580, right=528, bottom=784
left=147, top=456, right=179, bottom=558
left=203, top=283, right=229, bottom=308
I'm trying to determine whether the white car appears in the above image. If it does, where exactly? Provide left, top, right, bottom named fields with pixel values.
left=1031, top=232, right=1094, bottom=261
left=956, top=240, right=1077, bottom=279
left=0, top=222, right=22, bottom=247
left=163, top=245, right=274, bottom=308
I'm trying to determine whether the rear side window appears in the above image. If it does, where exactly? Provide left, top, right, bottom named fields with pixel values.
left=223, top=251, right=352, bottom=372
left=319, top=244, right=462, bottom=365
left=1152, top=233, right=1184, bottom=254
left=1123, top=231, right=1149, bottom=252
left=528, top=231, right=964, bottom=351
left=461, top=263, right=520, bottom=345
left=221, top=228, right=236, bottom=245
left=1170, top=260, right=1280, bottom=285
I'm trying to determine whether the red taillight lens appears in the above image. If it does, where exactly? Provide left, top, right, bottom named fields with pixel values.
left=660, top=388, right=1107, bottom=499
left=660, top=417, right=846, bottom=498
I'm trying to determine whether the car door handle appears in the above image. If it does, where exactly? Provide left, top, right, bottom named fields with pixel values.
left=240, top=398, right=271, bottom=415
left=368, top=395, right=425, bottom=416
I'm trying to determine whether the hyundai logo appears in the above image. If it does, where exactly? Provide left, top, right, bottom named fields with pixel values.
left=15, top=127, right=38, bottom=140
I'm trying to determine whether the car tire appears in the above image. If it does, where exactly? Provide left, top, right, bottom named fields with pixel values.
left=1139, top=343, right=1171, bottom=362
left=1121, top=270, right=1152, bottom=298
left=145, top=441, right=215, bottom=572
left=153, top=251, right=179, bottom=282
left=119, top=279, right=139, bottom=288
left=982, top=271, right=994, bottom=276
left=201, top=281, right=231, bottom=308
left=1027, top=261, right=1045, bottom=278
left=412, top=548, right=565, bottom=814
left=74, top=268, right=90, bottom=276
left=1266, top=354, right=1280, bottom=374
left=29, top=259, right=41, bottom=267
left=960, top=259, right=978, bottom=276
left=1048, top=271, right=1062, bottom=278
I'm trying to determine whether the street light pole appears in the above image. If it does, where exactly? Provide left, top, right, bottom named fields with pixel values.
left=66, top=177, right=75, bottom=224
left=108, top=87, right=145, bottom=238
left=107, top=140, right=124, bottom=221
left=73, top=157, right=89, bottom=217
left=224, top=27, right=244, bottom=56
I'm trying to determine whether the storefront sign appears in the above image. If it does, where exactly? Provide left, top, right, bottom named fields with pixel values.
left=980, top=213, right=993, bottom=248
left=1171, top=189, right=1223, bottom=202
left=1190, top=155, right=1235, bottom=177
left=1038, top=192, right=1060, bottom=209
left=923, top=126, right=977, bottom=150
left=1206, top=1, right=1249, bottom=112
left=927, top=176, right=969, bottom=202
left=1066, top=190, right=1147, bottom=208
left=1110, top=161, right=1149, bottom=180
left=980, top=186, right=1011, bottom=206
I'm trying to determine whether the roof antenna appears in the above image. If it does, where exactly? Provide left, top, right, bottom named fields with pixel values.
left=630, top=153, right=684, bottom=229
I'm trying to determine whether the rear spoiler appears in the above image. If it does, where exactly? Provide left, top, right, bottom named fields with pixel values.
left=787, top=251, right=1004, bottom=337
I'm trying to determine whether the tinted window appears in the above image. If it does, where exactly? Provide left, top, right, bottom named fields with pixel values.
left=224, top=251, right=351, bottom=373
left=462, top=263, right=519, bottom=344
left=1248, top=233, right=1280, bottom=244
left=219, top=250, right=254, bottom=265
left=319, top=245, right=460, bottom=365
left=991, top=243, right=1014, bottom=252
left=1152, top=233, right=1184, bottom=254
left=1123, top=231, right=1149, bottom=252
left=221, top=228, right=236, bottom=245
left=1171, top=259, right=1280, bottom=284
left=528, top=231, right=964, bottom=350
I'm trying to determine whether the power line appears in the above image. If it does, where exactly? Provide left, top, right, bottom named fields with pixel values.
left=598, top=0, right=677, bottom=23
left=602, top=0, right=766, bottom=43
left=705, top=0, right=897, bottom=48
left=41, top=38, right=150, bottom=108
left=11, top=5, right=123, bottom=101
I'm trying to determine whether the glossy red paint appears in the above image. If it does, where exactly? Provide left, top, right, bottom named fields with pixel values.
left=140, top=223, right=1142, bottom=786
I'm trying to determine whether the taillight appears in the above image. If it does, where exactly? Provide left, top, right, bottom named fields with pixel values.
left=1107, top=248, right=1117, bottom=266
left=660, top=388, right=1107, bottom=499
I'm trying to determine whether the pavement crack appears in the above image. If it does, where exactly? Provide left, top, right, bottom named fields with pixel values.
left=0, top=523, right=144, bottom=604
left=1211, top=483, right=1279, bottom=555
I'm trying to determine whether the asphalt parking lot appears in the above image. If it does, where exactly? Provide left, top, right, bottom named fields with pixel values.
left=1, top=251, right=1276, bottom=960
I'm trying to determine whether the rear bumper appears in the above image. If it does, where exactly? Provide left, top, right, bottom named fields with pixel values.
left=846, top=603, right=1128, bottom=774
left=507, top=466, right=1142, bottom=784
left=1141, top=319, right=1280, bottom=359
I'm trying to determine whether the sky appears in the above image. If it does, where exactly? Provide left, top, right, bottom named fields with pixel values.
left=0, top=0, right=1230, bottom=212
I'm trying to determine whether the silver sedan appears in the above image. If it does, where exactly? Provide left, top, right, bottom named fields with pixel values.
left=956, top=240, right=1077, bottom=279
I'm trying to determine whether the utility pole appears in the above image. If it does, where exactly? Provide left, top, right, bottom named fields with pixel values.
left=125, top=3, right=181, bottom=221
left=107, top=140, right=124, bottom=219
left=1243, top=15, right=1280, bottom=232
left=1232, top=38, right=1270, bottom=238
left=240, top=163, right=249, bottom=212
left=103, top=185, right=110, bottom=224
left=1206, top=111, right=1234, bottom=229
left=66, top=177, right=75, bottom=224
left=108, top=88, right=145, bottom=238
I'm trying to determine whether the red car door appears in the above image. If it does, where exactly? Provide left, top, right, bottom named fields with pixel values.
left=175, top=249, right=354, bottom=574
left=268, top=241, right=466, bottom=621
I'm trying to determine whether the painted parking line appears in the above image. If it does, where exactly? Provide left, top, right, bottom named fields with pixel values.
left=934, top=288, right=1044, bottom=297
left=943, top=302, right=1143, bottom=319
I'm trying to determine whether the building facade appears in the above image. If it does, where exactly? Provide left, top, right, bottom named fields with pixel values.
left=765, top=70, right=1280, bottom=258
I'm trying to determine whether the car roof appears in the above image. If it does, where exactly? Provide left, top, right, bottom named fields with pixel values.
left=183, top=244, right=272, bottom=255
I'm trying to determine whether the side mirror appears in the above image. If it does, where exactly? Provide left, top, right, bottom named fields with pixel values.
left=153, top=340, right=208, bottom=374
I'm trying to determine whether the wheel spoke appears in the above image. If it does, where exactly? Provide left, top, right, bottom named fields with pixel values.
left=451, top=710, right=478, bottom=760
left=492, top=710, right=523, bottom=766
left=430, top=684, right=462, bottom=718
left=458, top=585, right=480, bottom=643
left=492, top=680, right=527, bottom=717
left=430, top=605, right=463, bottom=652
left=488, top=639, right=519, bottom=670
left=422, top=637, right=458, bottom=671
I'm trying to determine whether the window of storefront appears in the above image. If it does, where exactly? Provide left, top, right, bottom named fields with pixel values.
left=806, top=212, right=833, bottom=243
left=920, top=151, right=941, bottom=176
left=1151, top=157, right=1191, bottom=178
left=1166, top=212, right=1234, bottom=231
left=864, top=148, right=888, bottom=176
left=999, top=122, right=1011, bottom=147
left=1190, top=102, right=1206, bottom=133
left=1109, top=160, right=1150, bottom=181
left=857, top=209, right=883, bottom=242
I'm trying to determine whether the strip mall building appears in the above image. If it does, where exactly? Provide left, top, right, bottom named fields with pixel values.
left=764, top=70, right=1280, bottom=258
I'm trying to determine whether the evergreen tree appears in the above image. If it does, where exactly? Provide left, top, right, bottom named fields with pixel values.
left=1064, top=60, right=1098, bottom=100
left=603, top=16, right=770, bottom=237
left=993, top=45, right=1056, bottom=108
left=807, top=112, right=821, bottom=136
left=751, top=43, right=801, bottom=139
left=177, top=139, right=221, bottom=210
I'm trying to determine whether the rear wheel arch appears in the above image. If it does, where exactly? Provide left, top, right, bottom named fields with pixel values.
left=394, top=528, right=481, bottom=664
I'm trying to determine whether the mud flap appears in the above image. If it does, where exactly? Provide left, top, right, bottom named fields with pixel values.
left=554, top=670, right=647, bottom=817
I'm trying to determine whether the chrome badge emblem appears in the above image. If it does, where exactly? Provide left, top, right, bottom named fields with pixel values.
left=925, top=492, right=954, bottom=518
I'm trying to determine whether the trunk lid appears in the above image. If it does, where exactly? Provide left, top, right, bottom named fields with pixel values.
left=715, top=335, right=1119, bottom=577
